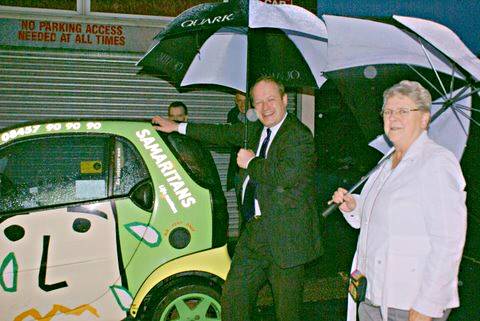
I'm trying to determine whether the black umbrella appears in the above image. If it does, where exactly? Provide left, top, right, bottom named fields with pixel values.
left=137, top=0, right=328, bottom=93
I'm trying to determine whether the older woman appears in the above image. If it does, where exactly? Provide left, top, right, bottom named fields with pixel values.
left=331, top=80, right=467, bottom=321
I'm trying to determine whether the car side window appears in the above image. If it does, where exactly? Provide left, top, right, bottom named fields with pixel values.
left=0, top=135, right=110, bottom=214
left=112, top=137, right=150, bottom=196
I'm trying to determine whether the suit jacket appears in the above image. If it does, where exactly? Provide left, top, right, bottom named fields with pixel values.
left=187, top=113, right=323, bottom=268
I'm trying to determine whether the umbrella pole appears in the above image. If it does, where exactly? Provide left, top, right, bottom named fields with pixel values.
left=322, top=150, right=393, bottom=217
left=243, top=93, right=250, bottom=149
left=244, top=12, right=251, bottom=150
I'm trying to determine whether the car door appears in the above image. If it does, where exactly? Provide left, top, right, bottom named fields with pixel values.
left=0, top=133, right=152, bottom=321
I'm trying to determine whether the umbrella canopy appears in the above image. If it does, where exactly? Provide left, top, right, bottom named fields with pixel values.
left=322, top=15, right=479, bottom=161
left=137, top=0, right=328, bottom=92
left=320, top=15, right=480, bottom=217
left=393, top=15, right=480, bottom=82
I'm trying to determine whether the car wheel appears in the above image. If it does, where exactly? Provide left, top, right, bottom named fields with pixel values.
left=150, top=278, right=222, bottom=321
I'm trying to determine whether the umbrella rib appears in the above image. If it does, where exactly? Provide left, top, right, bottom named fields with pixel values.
left=420, top=41, right=448, bottom=96
left=450, top=85, right=470, bottom=102
left=449, top=62, right=456, bottom=100
left=454, top=107, right=480, bottom=127
left=431, top=106, right=448, bottom=122
left=453, top=103, right=480, bottom=112
left=408, top=64, right=444, bottom=97
left=431, top=86, right=469, bottom=111
left=451, top=106, right=469, bottom=136
left=443, top=85, right=471, bottom=111
left=455, top=86, right=480, bottom=101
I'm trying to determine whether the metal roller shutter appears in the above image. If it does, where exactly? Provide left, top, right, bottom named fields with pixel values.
left=0, top=46, right=297, bottom=236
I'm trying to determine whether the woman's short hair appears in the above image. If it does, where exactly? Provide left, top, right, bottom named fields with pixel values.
left=382, top=80, right=432, bottom=112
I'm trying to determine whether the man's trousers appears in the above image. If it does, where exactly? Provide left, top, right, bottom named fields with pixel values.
left=221, top=218, right=305, bottom=321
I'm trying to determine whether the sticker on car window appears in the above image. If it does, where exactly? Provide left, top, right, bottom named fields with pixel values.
left=80, top=161, right=103, bottom=174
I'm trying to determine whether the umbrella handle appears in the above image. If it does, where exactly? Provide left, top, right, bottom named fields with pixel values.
left=322, top=203, right=339, bottom=217
left=243, top=111, right=248, bottom=149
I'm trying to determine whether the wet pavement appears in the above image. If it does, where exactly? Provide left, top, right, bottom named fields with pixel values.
left=228, top=222, right=480, bottom=321
left=251, top=258, right=480, bottom=321
left=253, top=274, right=347, bottom=321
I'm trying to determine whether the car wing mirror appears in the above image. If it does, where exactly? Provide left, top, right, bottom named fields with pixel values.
left=130, top=180, right=154, bottom=212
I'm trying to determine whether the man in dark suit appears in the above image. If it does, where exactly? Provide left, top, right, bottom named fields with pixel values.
left=153, top=76, right=322, bottom=321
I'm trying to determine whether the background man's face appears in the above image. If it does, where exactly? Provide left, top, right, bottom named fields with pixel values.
left=252, top=81, right=287, bottom=128
left=235, top=93, right=247, bottom=114
left=168, top=106, right=188, bottom=122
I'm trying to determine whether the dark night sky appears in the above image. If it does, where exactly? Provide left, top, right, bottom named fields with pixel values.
left=316, top=0, right=480, bottom=55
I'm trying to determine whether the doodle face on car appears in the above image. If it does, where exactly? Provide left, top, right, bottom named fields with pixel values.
left=0, top=202, right=130, bottom=321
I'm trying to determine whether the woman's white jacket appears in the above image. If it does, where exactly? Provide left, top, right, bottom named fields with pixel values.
left=343, top=132, right=467, bottom=321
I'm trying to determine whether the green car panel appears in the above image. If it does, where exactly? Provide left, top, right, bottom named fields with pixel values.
left=0, top=120, right=229, bottom=321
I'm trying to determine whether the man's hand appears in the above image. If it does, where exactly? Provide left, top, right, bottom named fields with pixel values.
left=409, top=309, right=432, bottom=321
left=237, top=149, right=256, bottom=169
left=152, top=116, right=179, bottom=133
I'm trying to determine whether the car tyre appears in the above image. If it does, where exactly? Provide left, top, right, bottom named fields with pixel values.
left=149, top=278, right=222, bottom=321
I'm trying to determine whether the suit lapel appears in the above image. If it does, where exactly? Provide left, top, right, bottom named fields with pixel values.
left=237, top=115, right=292, bottom=194
left=248, top=122, right=264, bottom=152
left=266, top=114, right=292, bottom=158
